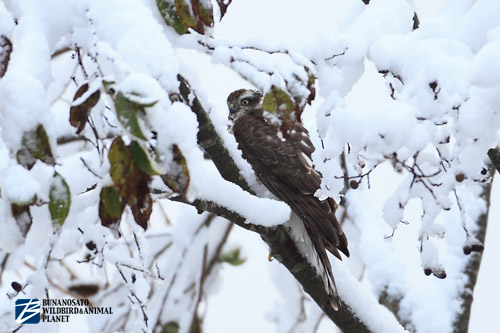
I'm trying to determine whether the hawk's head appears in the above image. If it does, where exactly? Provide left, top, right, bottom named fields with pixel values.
left=227, top=89, right=263, bottom=122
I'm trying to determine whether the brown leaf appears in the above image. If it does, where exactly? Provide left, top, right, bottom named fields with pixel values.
left=0, top=35, right=12, bottom=78
left=11, top=203, right=32, bottom=238
left=305, top=67, right=316, bottom=105
left=70, top=83, right=101, bottom=134
left=108, top=137, right=152, bottom=230
left=68, top=284, right=99, bottom=297
left=130, top=192, right=152, bottom=230
left=161, top=144, right=190, bottom=197
left=126, top=161, right=152, bottom=230
left=99, top=186, right=125, bottom=230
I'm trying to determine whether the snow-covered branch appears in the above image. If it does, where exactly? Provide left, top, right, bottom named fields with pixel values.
left=453, top=169, right=493, bottom=332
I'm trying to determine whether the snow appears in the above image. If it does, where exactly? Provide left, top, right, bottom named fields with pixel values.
left=88, top=0, right=179, bottom=91
left=2, top=165, right=40, bottom=204
left=0, top=73, right=48, bottom=149
left=334, top=260, right=408, bottom=333
left=191, top=159, right=291, bottom=227
left=0, top=200, right=24, bottom=252
left=469, top=30, right=500, bottom=87
left=348, top=189, right=407, bottom=297
left=266, top=261, right=309, bottom=332
left=0, top=0, right=499, bottom=332
left=453, top=0, right=500, bottom=53
left=0, top=2, right=14, bottom=37
left=116, top=72, right=164, bottom=106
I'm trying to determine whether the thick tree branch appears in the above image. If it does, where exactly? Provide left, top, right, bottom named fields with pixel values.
left=173, top=197, right=371, bottom=332
left=176, top=75, right=372, bottom=332
left=452, top=164, right=494, bottom=331
left=178, top=75, right=253, bottom=194
left=378, top=291, right=409, bottom=331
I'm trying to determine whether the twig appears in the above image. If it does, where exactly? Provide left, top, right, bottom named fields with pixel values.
left=189, top=244, right=208, bottom=332
left=214, top=0, right=232, bottom=20
left=0, top=253, right=9, bottom=284
left=115, top=265, right=149, bottom=328
left=75, top=46, right=88, bottom=79
left=152, top=217, right=210, bottom=331
left=80, top=157, right=102, bottom=178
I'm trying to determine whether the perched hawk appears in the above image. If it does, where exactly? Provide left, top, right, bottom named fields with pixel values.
left=227, top=89, right=349, bottom=310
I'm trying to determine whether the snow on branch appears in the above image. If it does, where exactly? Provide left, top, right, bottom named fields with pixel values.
left=453, top=169, right=493, bottom=331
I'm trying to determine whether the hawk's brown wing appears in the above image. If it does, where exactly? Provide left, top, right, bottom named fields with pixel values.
left=232, top=112, right=349, bottom=309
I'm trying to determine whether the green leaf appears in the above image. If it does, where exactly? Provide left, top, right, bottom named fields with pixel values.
left=197, top=1, right=213, bottom=27
left=124, top=92, right=158, bottom=108
left=102, top=80, right=115, bottom=94
left=49, top=172, right=71, bottom=226
left=70, top=83, right=101, bottom=134
left=157, top=0, right=213, bottom=35
left=218, top=248, right=246, bottom=266
left=108, top=137, right=134, bottom=195
left=157, top=0, right=195, bottom=35
left=115, top=92, right=147, bottom=140
left=262, top=86, right=295, bottom=116
left=17, top=125, right=55, bottom=169
left=161, top=144, right=190, bottom=196
left=130, top=140, right=160, bottom=175
left=162, top=321, right=179, bottom=333
left=99, top=186, right=124, bottom=228
left=262, top=87, right=298, bottom=135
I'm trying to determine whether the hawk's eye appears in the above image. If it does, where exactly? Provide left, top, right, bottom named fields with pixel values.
left=241, top=99, right=249, bottom=106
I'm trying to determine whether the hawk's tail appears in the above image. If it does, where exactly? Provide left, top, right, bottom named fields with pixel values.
left=286, top=214, right=341, bottom=310
left=318, top=247, right=340, bottom=311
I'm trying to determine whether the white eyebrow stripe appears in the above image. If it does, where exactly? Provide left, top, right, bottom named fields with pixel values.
left=240, top=90, right=260, bottom=100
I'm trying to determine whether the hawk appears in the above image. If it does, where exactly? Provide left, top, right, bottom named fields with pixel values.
left=227, top=89, right=349, bottom=310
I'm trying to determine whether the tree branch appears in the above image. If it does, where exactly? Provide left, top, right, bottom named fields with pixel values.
left=178, top=75, right=253, bottom=194
left=487, top=147, right=500, bottom=174
left=378, top=291, right=407, bottom=330
left=452, top=164, right=493, bottom=332
left=189, top=216, right=233, bottom=332
left=176, top=75, right=372, bottom=332
left=173, top=197, right=371, bottom=332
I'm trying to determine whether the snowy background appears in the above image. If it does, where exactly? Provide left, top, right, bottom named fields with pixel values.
left=0, top=0, right=499, bottom=332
